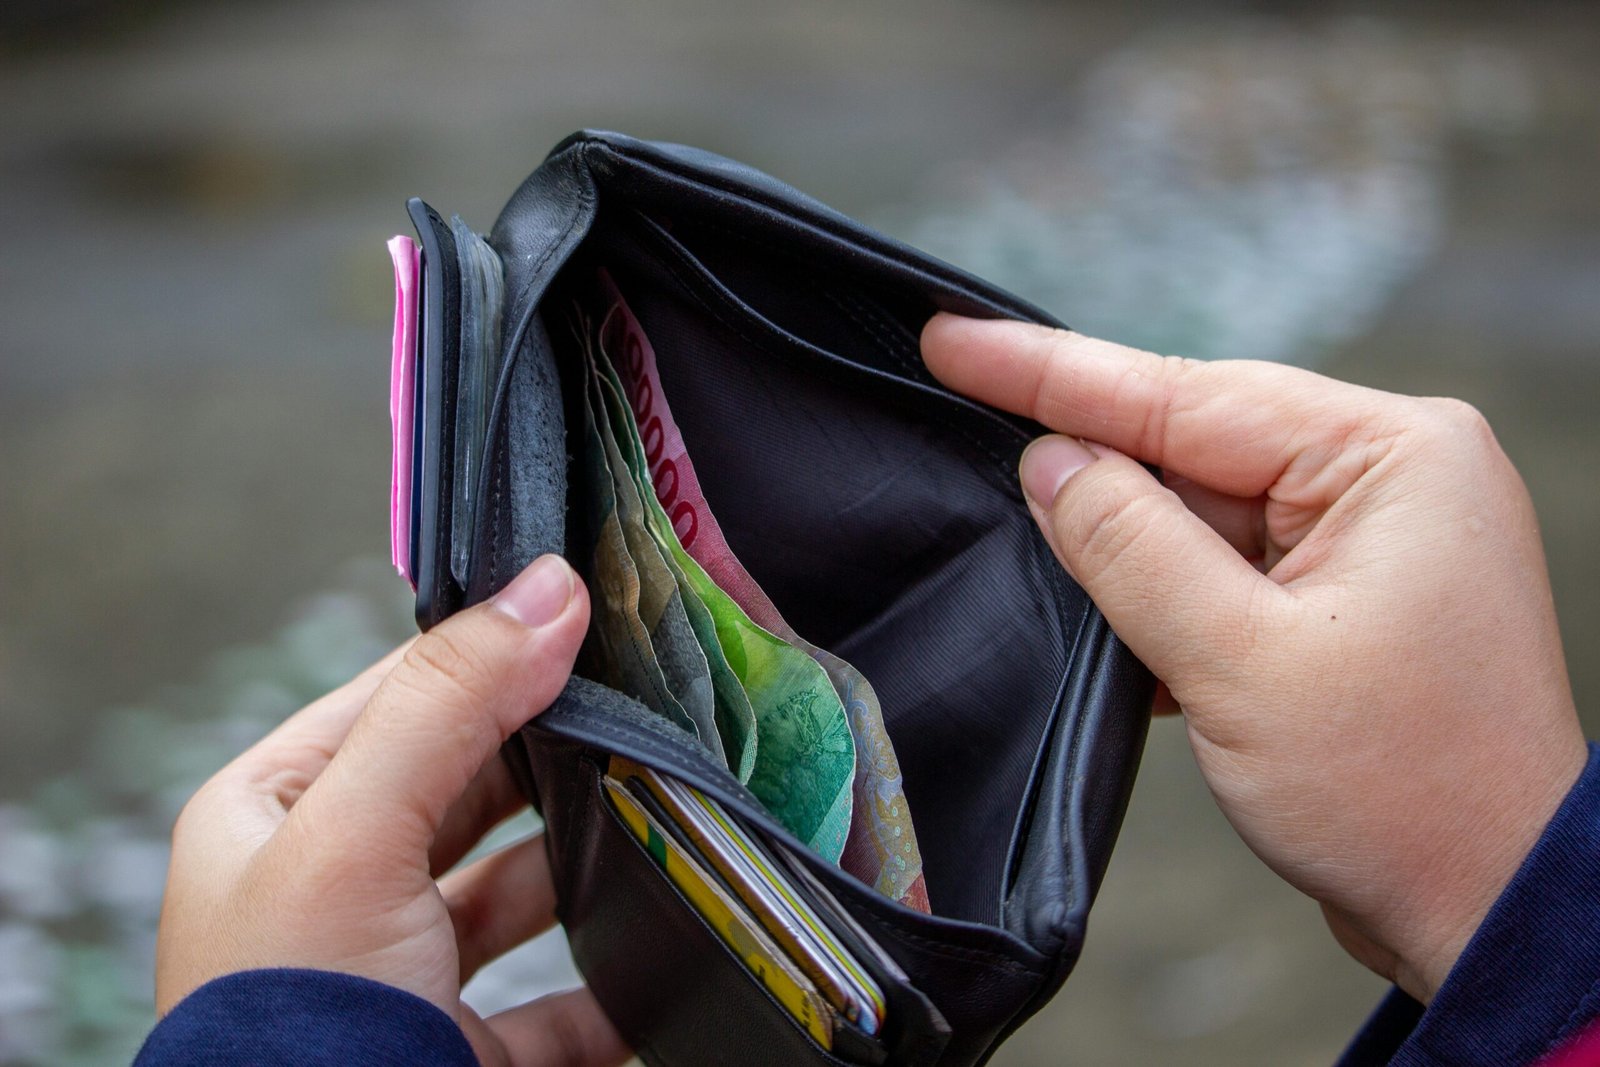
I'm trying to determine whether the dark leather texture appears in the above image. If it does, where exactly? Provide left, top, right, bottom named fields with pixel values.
left=421, top=131, right=1154, bottom=1067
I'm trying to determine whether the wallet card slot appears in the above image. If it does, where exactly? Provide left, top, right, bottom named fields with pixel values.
left=526, top=681, right=1037, bottom=1066
left=521, top=685, right=1041, bottom=1067
left=625, top=211, right=1025, bottom=460
left=527, top=679, right=1051, bottom=959
left=576, top=753, right=865, bottom=1066
left=579, top=134, right=1060, bottom=333
left=648, top=212, right=938, bottom=390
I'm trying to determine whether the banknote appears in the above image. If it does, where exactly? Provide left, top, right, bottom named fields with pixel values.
left=585, top=312, right=855, bottom=863
left=583, top=334, right=726, bottom=769
left=595, top=273, right=930, bottom=912
left=572, top=315, right=701, bottom=742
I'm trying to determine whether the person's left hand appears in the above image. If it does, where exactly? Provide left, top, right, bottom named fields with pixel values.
left=155, top=554, right=629, bottom=1067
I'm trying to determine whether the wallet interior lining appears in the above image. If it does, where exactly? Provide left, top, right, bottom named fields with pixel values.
left=539, top=215, right=1080, bottom=926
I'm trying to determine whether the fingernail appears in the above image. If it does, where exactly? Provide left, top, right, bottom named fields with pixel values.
left=1020, top=435, right=1097, bottom=506
left=493, top=554, right=575, bottom=627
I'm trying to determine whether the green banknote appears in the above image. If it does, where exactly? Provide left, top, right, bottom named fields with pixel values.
left=589, top=328, right=855, bottom=861
left=584, top=347, right=727, bottom=770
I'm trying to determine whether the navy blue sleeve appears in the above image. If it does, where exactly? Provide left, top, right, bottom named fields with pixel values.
left=1339, top=741, right=1600, bottom=1066
left=133, top=969, right=478, bottom=1066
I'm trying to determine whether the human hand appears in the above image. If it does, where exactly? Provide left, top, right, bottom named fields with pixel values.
left=922, top=315, right=1587, bottom=1004
left=155, top=555, right=629, bottom=1067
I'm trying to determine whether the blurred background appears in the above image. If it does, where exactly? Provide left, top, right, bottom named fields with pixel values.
left=2, top=1, right=1597, bottom=1063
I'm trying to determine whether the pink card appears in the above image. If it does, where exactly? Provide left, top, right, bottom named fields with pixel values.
left=388, top=235, right=420, bottom=586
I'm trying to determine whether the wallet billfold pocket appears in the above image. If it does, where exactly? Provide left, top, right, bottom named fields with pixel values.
left=395, top=131, right=1153, bottom=1067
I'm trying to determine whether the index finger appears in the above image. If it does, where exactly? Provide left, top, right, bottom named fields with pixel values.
left=921, top=314, right=1396, bottom=498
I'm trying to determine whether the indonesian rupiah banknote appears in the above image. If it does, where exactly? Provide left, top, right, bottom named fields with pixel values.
left=572, top=308, right=857, bottom=864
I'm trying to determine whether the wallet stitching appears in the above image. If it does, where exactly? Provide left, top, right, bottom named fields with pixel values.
left=862, top=303, right=923, bottom=378
left=633, top=210, right=1037, bottom=489
left=625, top=201, right=1057, bottom=469
left=822, top=287, right=922, bottom=381
left=663, top=213, right=922, bottom=379
left=854, top=291, right=926, bottom=358
left=490, top=431, right=504, bottom=589
left=833, top=289, right=921, bottom=373
left=503, top=178, right=596, bottom=356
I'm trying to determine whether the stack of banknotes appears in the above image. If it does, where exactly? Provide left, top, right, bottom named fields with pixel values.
left=568, top=271, right=930, bottom=915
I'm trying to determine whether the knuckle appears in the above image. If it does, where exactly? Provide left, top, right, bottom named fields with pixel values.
left=1423, top=396, right=1495, bottom=445
left=170, top=785, right=214, bottom=846
left=260, top=765, right=316, bottom=811
left=1029, top=329, right=1091, bottom=421
left=400, top=626, right=502, bottom=706
left=1430, top=395, right=1483, bottom=424
left=170, top=768, right=244, bottom=845
left=1040, top=327, right=1095, bottom=364
left=1059, top=475, right=1163, bottom=577
left=1137, top=354, right=1205, bottom=457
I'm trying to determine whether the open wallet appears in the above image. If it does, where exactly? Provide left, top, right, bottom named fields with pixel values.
left=386, top=131, right=1153, bottom=1067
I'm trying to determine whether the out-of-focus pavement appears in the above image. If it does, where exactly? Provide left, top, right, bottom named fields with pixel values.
left=2, top=2, right=1596, bottom=1063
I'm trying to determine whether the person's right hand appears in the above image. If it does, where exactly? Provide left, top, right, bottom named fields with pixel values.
left=922, top=315, right=1588, bottom=1005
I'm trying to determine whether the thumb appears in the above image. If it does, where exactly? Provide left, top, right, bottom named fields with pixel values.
left=1020, top=435, right=1286, bottom=698
left=282, top=554, right=590, bottom=868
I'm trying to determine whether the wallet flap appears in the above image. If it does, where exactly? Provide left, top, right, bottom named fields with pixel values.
left=514, top=678, right=1076, bottom=1067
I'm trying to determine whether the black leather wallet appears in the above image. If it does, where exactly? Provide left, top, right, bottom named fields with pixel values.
left=406, top=131, right=1153, bottom=1067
